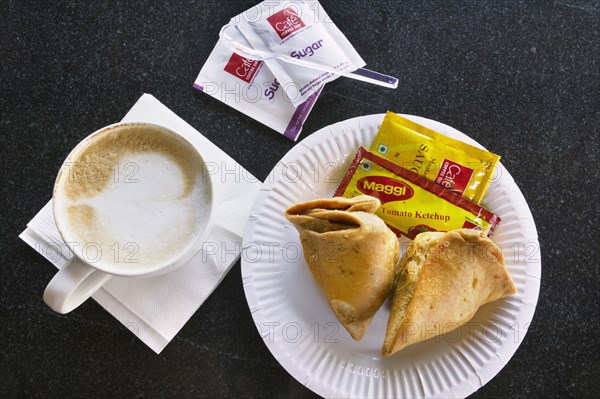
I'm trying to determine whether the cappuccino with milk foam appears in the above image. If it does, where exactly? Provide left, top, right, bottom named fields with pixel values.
left=53, top=124, right=210, bottom=270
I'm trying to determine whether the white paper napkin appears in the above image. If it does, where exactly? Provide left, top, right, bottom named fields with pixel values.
left=19, top=94, right=262, bottom=353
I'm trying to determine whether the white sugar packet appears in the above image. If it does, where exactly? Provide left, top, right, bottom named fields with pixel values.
left=194, top=30, right=322, bottom=141
left=19, top=94, right=262, bottom=353
left=232, top=0, right=366, bottom=106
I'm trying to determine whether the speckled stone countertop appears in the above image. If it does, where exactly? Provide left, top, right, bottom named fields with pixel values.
left=1, top=1, right=598, bottom=397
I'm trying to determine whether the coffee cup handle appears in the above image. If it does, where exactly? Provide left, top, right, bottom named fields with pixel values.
left=44, top=258, right=111, bottom=314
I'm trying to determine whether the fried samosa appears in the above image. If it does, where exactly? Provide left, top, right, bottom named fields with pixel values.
left=285, top=195, right=399, bottom=341
left=382, top=229, right=517, bottom=356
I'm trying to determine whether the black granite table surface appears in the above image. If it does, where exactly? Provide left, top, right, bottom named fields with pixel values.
left=1, top=0, right=599, bottom=398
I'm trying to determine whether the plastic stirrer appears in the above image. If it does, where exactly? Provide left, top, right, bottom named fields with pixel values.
left=219, top=24, right=398, bottom=89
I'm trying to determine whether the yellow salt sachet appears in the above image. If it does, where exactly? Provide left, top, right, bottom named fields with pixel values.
left=335, top=147, right=501, bottom=239
left=371, top=112, right=500, bottom=204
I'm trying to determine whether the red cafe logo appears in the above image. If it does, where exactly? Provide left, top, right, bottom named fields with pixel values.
left=267, top=7, right=306, bottom=40
left=357, top=176, right=414, bottom=204
left=435, top=159, right=474, bottom=195
left=224, top=52, right=263, bottom=83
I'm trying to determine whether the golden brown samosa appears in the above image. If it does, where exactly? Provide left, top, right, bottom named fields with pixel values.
left=285, top=195, right=399, bottom=341
left=382, top=229, right=517, bottom=356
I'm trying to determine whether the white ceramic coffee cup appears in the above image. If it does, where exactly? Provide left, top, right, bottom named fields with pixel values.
left=44, top=122, right=215, bottom=314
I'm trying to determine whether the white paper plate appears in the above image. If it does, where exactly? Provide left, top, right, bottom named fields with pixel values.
left=241, top=114, right=541, bottom=398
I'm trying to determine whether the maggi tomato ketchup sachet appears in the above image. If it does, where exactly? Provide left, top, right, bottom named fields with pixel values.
left=335, top=147, right=501, bottom=239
